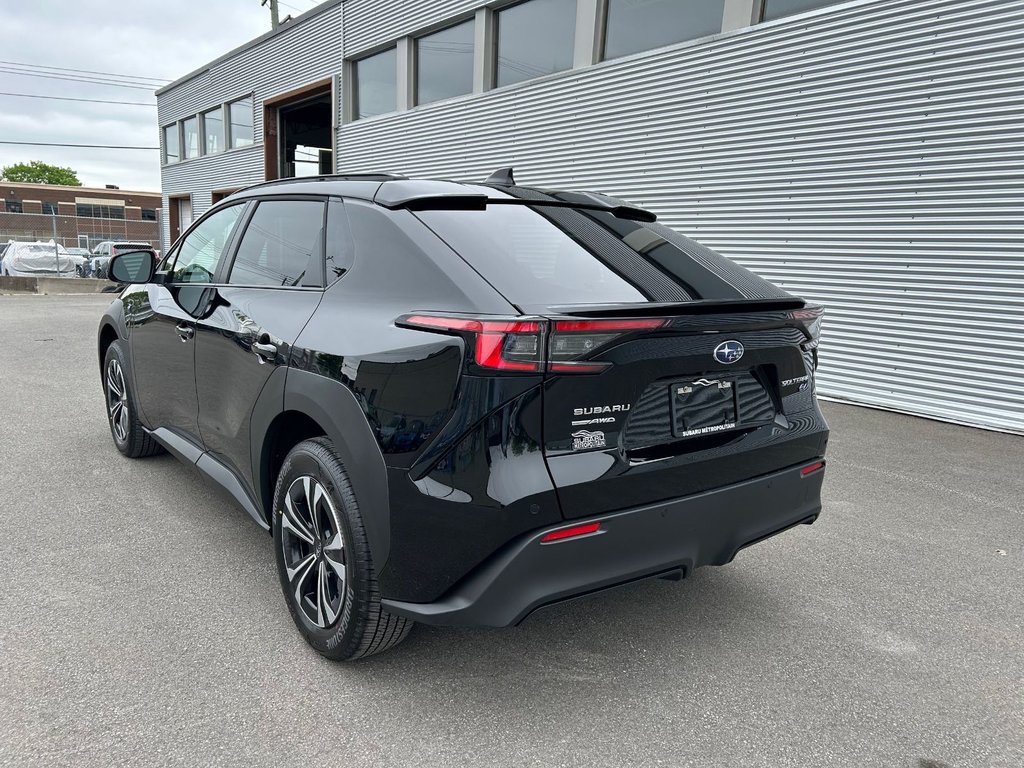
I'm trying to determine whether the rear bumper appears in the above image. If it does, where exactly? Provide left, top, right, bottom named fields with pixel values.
left=382, top=461, right=825, bottom=627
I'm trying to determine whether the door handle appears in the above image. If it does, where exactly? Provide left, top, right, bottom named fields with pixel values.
left=253, top=334, right=278, bottom=363
left=175, top=323, right=194, bottom=342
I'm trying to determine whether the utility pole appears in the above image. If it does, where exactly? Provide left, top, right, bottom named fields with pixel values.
left=261, top=0, right=280, bottom=29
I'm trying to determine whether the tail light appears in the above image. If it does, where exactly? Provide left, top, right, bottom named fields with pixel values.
left=398, top=314, right=667, bottom=374
left=788, top=304, right=824, bottom=369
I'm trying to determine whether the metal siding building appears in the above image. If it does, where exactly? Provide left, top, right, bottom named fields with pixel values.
left=156, top=0, right=1024, bottom=433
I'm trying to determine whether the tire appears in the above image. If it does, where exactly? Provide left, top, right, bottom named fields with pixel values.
left=103, top=340, right=164, bottom=458
left=273, top=438, right=412, bottom=661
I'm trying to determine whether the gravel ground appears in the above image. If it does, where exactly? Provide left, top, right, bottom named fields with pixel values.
left=0, top=294, right=1021, bottom=768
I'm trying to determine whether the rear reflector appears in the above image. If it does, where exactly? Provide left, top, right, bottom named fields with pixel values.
left=800, top=461, right=825, bottom=476
left=539, top=521, right=602, bottom=543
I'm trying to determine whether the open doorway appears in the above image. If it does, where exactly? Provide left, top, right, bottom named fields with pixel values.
left=167, top=194, right=192, bottom=245
left=263, top=80, right=334, bottom=181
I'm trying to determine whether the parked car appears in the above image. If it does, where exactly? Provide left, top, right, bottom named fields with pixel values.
left=0, top=241, right=10, bottom=274
left=64, top=247, right=93, bottom=276
left=90, top=241, right=154, bottom=279
left=97, top=171, right=828, bottom=661
left=1, top=241, right=77, bottom=277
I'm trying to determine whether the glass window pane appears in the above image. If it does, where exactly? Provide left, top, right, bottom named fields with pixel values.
left=203, top=107, right=223, bottom=155
left=229, top=98, right=254, bottom=148
left=416, top=20, right=474, bottom=105
left=415, top=204, right=650, bottom=306
left=171, top=204, right=244, bottom=283
left=163, top=124, right=179, bottom=164
left=496, top=0, right=576, bottom=88
left=762, top=0, right=840, bottom=21
left=354, top=48, right=397, bottom=119
left=604, top=0, right=724, bottom=60
left=229, top=200, right=325, bottom=288
left=182, top=116, right=199, bottom=159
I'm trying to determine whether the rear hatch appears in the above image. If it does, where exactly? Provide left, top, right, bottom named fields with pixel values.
left=412, top=186, right=828, bottom=518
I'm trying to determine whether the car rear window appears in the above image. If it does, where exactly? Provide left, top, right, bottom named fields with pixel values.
left=416, top=201, right=791, bottom=307
left=416, top=204, right=651, bottom=307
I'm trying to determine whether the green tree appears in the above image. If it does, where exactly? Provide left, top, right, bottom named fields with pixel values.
left=0, top=160, right=82, bottom=186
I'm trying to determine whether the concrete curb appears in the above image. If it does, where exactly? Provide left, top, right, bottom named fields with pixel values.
left=0, top=276, right=118, bottom=295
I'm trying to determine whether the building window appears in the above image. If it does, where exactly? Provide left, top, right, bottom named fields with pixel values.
left=496, top=0, right=576, bottom=88
left=76, top=204, right=125, bottom=220
left=603, top=0, right=725, bottom=60
left=141, top=208, right=158, bottom=221
left=42, top=202, right=57, bottom=215
left=202, top=107, right=224, bottom=155
left=7, top=200, right=23, bottom=214
left=416, top=20, right=474, bottom=105
left=182, top=116, right=200, bottom=159
left=761, top=0, right=842, bottom=21
left=229, top=98, right=254, bottom=148
left=354, top=48, right=397, bottom=119
left=163, top=124, right=180, bottom=164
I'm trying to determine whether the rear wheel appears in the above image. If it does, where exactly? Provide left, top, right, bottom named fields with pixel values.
left=273, top=438, right=412, bottom=660
left=103, top=341, right=164, bottom=458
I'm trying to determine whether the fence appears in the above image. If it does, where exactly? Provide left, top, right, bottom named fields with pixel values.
left=0, top=210, right=163, bottom=252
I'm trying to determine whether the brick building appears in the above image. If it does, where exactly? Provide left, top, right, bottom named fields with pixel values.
left=0, top=182, right=163, bottom=251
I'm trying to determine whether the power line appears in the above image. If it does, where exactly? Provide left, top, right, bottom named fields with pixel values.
left=0, top=140, right=159, bottom=150
left=0, top=68, right=158, bottom=91
left=0, top=60, right=169, bottom=84
left=0, top=91, right=155, bottom=107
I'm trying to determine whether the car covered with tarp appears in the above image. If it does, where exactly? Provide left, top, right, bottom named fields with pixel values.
left=0, top=241, right=77, bottom=278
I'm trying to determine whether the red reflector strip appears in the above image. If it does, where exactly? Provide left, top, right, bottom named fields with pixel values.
left=540, top=521, right=602, bottom=543
left=800, top=461, right=825, bottom=476
left=553, top=318, right=667, bottom=333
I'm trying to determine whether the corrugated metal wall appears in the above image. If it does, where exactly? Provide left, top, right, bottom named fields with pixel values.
left=337, top=0, right=1024, bottom=433
left=157, top=1, right=342, bottom=247
left=342, top=0, right=483, bottom=57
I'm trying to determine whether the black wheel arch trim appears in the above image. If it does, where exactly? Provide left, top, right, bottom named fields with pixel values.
left=280, top=368, right=392, bottom=570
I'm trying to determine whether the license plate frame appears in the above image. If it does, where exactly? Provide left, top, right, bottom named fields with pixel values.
left=671, top=377, right=740, bottom=438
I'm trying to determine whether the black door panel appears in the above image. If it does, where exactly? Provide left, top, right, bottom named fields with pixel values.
left=194, top=288, right=321, bottom=492
left=127, top=284, right=199, bottom=436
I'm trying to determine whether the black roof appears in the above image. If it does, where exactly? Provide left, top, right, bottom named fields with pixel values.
left=226, top=171, right=656, bottom=221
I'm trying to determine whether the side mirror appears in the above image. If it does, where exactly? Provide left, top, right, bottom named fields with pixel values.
left=108, top=249, right=157, bottom=284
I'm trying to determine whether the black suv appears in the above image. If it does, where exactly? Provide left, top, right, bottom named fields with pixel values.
left=98, top=172, right=828, bottom=660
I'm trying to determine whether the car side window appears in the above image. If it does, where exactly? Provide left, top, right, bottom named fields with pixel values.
left=228, top=199, right=325, bottom=288
left=326, top=199, right=355, bottom=283
left=168, top=204, right=245, bottom=284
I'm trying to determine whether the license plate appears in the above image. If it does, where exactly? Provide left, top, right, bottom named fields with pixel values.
left=671, top=378, right=738, bottom=438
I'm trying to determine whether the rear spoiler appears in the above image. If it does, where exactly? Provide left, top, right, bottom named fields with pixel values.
left=375, top=192, right=657, bottom=222
left=542, top=298, right=806, bottom=317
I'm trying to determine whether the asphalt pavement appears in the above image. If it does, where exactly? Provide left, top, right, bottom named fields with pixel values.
left=0, top=294, right=1021, bottom=768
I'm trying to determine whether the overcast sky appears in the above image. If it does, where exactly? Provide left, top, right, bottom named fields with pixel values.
left=0, top=0, right=317, bottom=191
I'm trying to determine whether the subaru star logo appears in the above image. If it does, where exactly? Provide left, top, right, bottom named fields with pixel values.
left=714, top=340, right=744, bottom=364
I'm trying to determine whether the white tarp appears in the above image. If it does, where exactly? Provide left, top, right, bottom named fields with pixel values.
left=1, top=242, right=76, bottom=277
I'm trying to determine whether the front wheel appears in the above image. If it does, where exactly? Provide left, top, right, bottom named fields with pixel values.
left=273, top=438, right=412, bottom=660
left=103, top=341, right=164, bottom=458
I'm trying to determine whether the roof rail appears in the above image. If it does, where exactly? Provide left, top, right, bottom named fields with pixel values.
left=235, top=172, right=407, bottom=195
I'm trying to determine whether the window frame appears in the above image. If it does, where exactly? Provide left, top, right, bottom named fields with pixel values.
left=181, top=116, right=200, bottom=160
left=201, top=106, right=225, bottom=156
left=162, top=122, right=181, bottom=165
left=414, top=18, right=476, bottom=106
left=218, top=194, right=330, bottom=290
left=493, top=0, right=577, bottom=89
left=353, top=46, right=399, bottom=121
left=227, top=96, right=255, bottom=149
left=600, top=0, right=727, bottom=62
